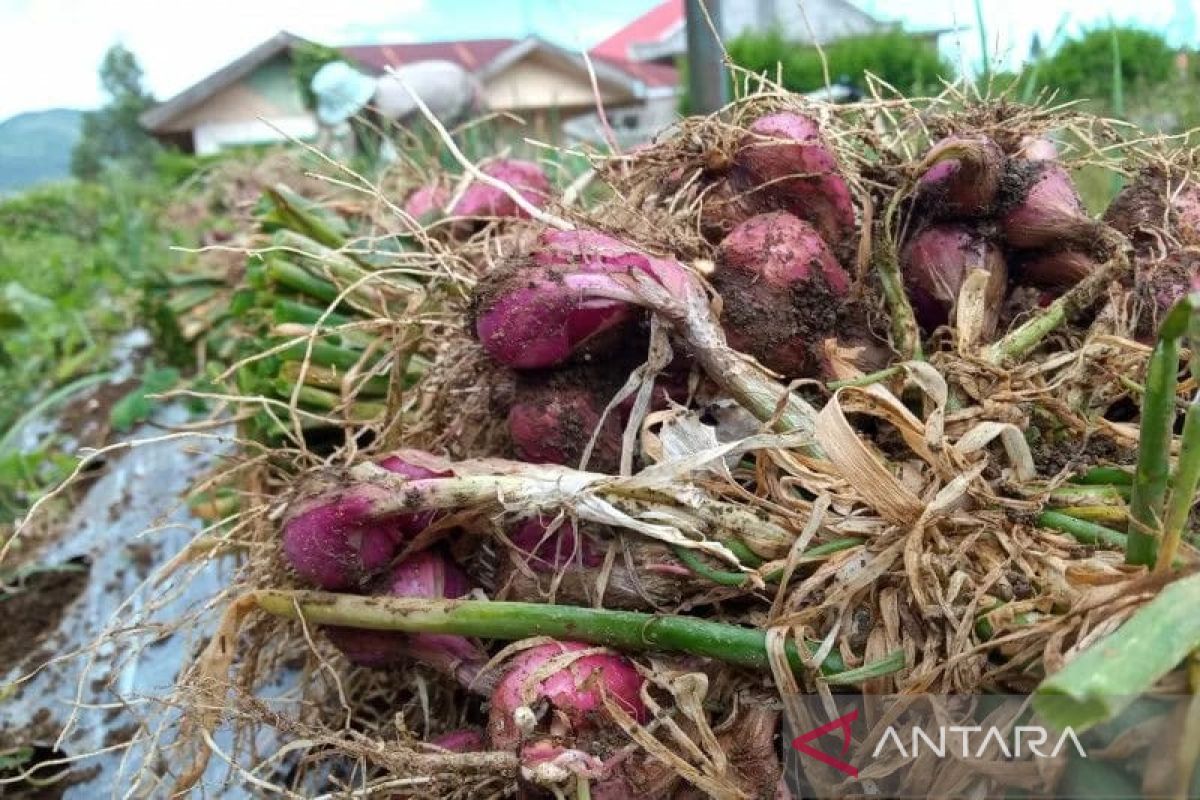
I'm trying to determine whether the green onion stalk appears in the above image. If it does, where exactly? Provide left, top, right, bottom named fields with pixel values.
left=985, top=232, right=1130, bottom=364
left=1126, top=299, right=1191, bottom=567
left=252, top=592, right=907, bottom=683
left=1155, top=292, right=1200, bottom=572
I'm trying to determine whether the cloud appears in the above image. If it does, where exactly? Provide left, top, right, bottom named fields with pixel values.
left=0, top=0, right=428, bottom=118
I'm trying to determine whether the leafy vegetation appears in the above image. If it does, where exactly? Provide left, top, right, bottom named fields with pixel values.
left=0, top=167, right=196, bottom=519
left=1038, top=26, right=1179, bottom=105
left=70, top=44, right=159, bottom=180
left=726, top=28, right=953, bottom=97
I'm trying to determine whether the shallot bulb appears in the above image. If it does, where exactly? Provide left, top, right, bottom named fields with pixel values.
left=507, top=377, right=624, bottom=472
left=452, top=159, right=551, bottom=220
left=324, top=550, right=486, bottom=683
left=471, top=228, right=689, bottom=369
left=508, top=516, right=606, bottom=572
left=429, top=729, right=485, bottom=752
left=487, top=641, right=647, bottom=751
left=733, top=112, right=856, bottom=246
left=1104, top=166, right=1200, bottom=249
left=1001, top=162, right=1098, bottom=250
left=901, top=224, right=1007, bottom=333
left=282, top=453, right=451, bottom=590
left=915, top=135, right=1005, bottom=218
left=402, top=184, right=448, bottom=222
left=712, top=211, right=850, bottom=376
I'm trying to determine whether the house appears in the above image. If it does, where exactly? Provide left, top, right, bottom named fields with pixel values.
left=606, top=0, right=947, bottom=65
left=140, top=31, right=678, bottom=155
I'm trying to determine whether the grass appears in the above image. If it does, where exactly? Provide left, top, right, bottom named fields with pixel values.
left=0, top=164, right=203, bottom=522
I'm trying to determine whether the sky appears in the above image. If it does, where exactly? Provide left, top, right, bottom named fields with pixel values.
left=0, top=0, right=1196, bottom=121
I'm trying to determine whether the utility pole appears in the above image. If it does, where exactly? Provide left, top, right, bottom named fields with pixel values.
left=685, top=0, right=727, bottom=114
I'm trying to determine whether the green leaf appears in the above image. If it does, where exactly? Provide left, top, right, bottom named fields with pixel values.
left=0, top=746, right=34, bottom=771
left=1034, top=571, right=1200, bottom=731
left=109, top=366, right=180, bottom=432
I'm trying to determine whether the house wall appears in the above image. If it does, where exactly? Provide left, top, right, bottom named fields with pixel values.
left=162, top=53, right=316, bottom=154
left=193, top=116, right=317, bottom=156
left=483, top=52, right=630, bottom=111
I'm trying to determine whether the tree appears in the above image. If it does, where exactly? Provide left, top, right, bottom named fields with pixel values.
left=726, top=28, right=952, bottom=97
left=1037, top=27, right=1176, bottom=107
left=70, top=44, right=159, bottom=180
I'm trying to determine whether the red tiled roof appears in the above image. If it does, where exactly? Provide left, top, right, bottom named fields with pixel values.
left=592, top=55, right=678, bottom=88
left=341, top=38, right=518, bottom=73
left=592, top=0, right=683, bottom=61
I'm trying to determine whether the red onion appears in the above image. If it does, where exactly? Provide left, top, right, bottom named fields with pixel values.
left=1001, top=162, right=1098, bottom=250
left=507, top=383, right=623, bottom=471
left=487, top=641, right=647, bottom=751
left=915, top=135, right=1005, bottom=218
left=901, top=224, right=1007, bottom=332
left=282, top=454, right=451, bottom=589
left=471, top=229, right=688, bottom=369
left=509, top=516, right=606, bottom=572
left=281, top=485, right=400, bottom=591
left=1104, top=167, right=1200, bottom=248
left=324, top=550, right=485, bottom=684
left=1017, top=249, right=1096, bottom=289
left=733, top=112, right=855, bottom=246
left=452, top=159, right=551, bottom=220
left=712, top=211, right=850, bottom=376
left=402, top=184, right=448, bottom=222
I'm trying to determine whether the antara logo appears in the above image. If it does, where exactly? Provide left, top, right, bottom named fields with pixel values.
left=790, top=709, right=1087, bottom=780
left=790, top=709, right=860, bottom=778
left=871, top=725, right=1087, bottom=760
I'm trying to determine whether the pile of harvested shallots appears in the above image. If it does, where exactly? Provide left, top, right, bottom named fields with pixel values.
left=142, top=86, right=1200, bottom=798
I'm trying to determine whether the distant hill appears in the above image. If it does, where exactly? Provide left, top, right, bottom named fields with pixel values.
left=0, top=109, right=84, bottom=193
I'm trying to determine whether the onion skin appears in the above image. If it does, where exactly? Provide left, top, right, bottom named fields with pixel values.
left=487, top=641, right=647, bottom=752
left=323, top=550, right=485, bottom=682
left=1001, top=162, right=1098, bottom=250
left=733, top=112, right=855, bottom=247
left=471, top=229, right=686, bottom=369
left=916, top=135, right=1005, bottom=218
left=713, top=211, right=850, bottom=377
left=452, top=159, right=551, bottom=220
left=901, top=223, right=1007, bottom=332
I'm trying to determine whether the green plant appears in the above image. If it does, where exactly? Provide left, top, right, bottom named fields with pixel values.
left=1038, top=26, right=1175, bottom=107
left=725, top=28, right=953, bottom=97
left=70, top=44, right=159, bottom=180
